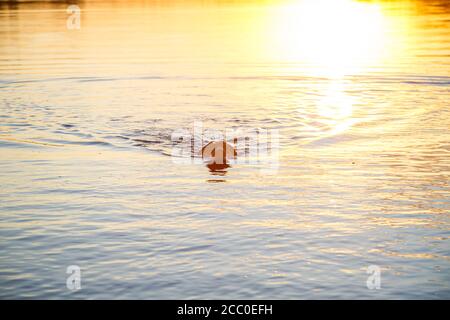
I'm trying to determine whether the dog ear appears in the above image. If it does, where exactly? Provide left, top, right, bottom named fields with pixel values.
left=201, top=141, right=213, bottom=158
left=202, top=141, right=223, bottom=160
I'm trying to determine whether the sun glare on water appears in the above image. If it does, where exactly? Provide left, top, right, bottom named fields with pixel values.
left=260, top=0, right=393, bottom=137
left=268, top=0, right=387, bottom=78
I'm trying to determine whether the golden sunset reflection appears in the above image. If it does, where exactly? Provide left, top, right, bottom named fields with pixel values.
left=266, top=0, right=388, bottom=78
left=0, top=0, right=449, bottom=299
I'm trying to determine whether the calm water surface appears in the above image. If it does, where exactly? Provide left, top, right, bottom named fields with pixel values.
left=0, top=0, right=449, bottom=299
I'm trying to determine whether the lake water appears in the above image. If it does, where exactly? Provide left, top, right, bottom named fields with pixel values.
left=0, top=0, right=449, bottom=299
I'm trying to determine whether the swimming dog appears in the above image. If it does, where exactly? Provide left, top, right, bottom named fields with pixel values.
left=201, top=139, right=237, bottom=172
